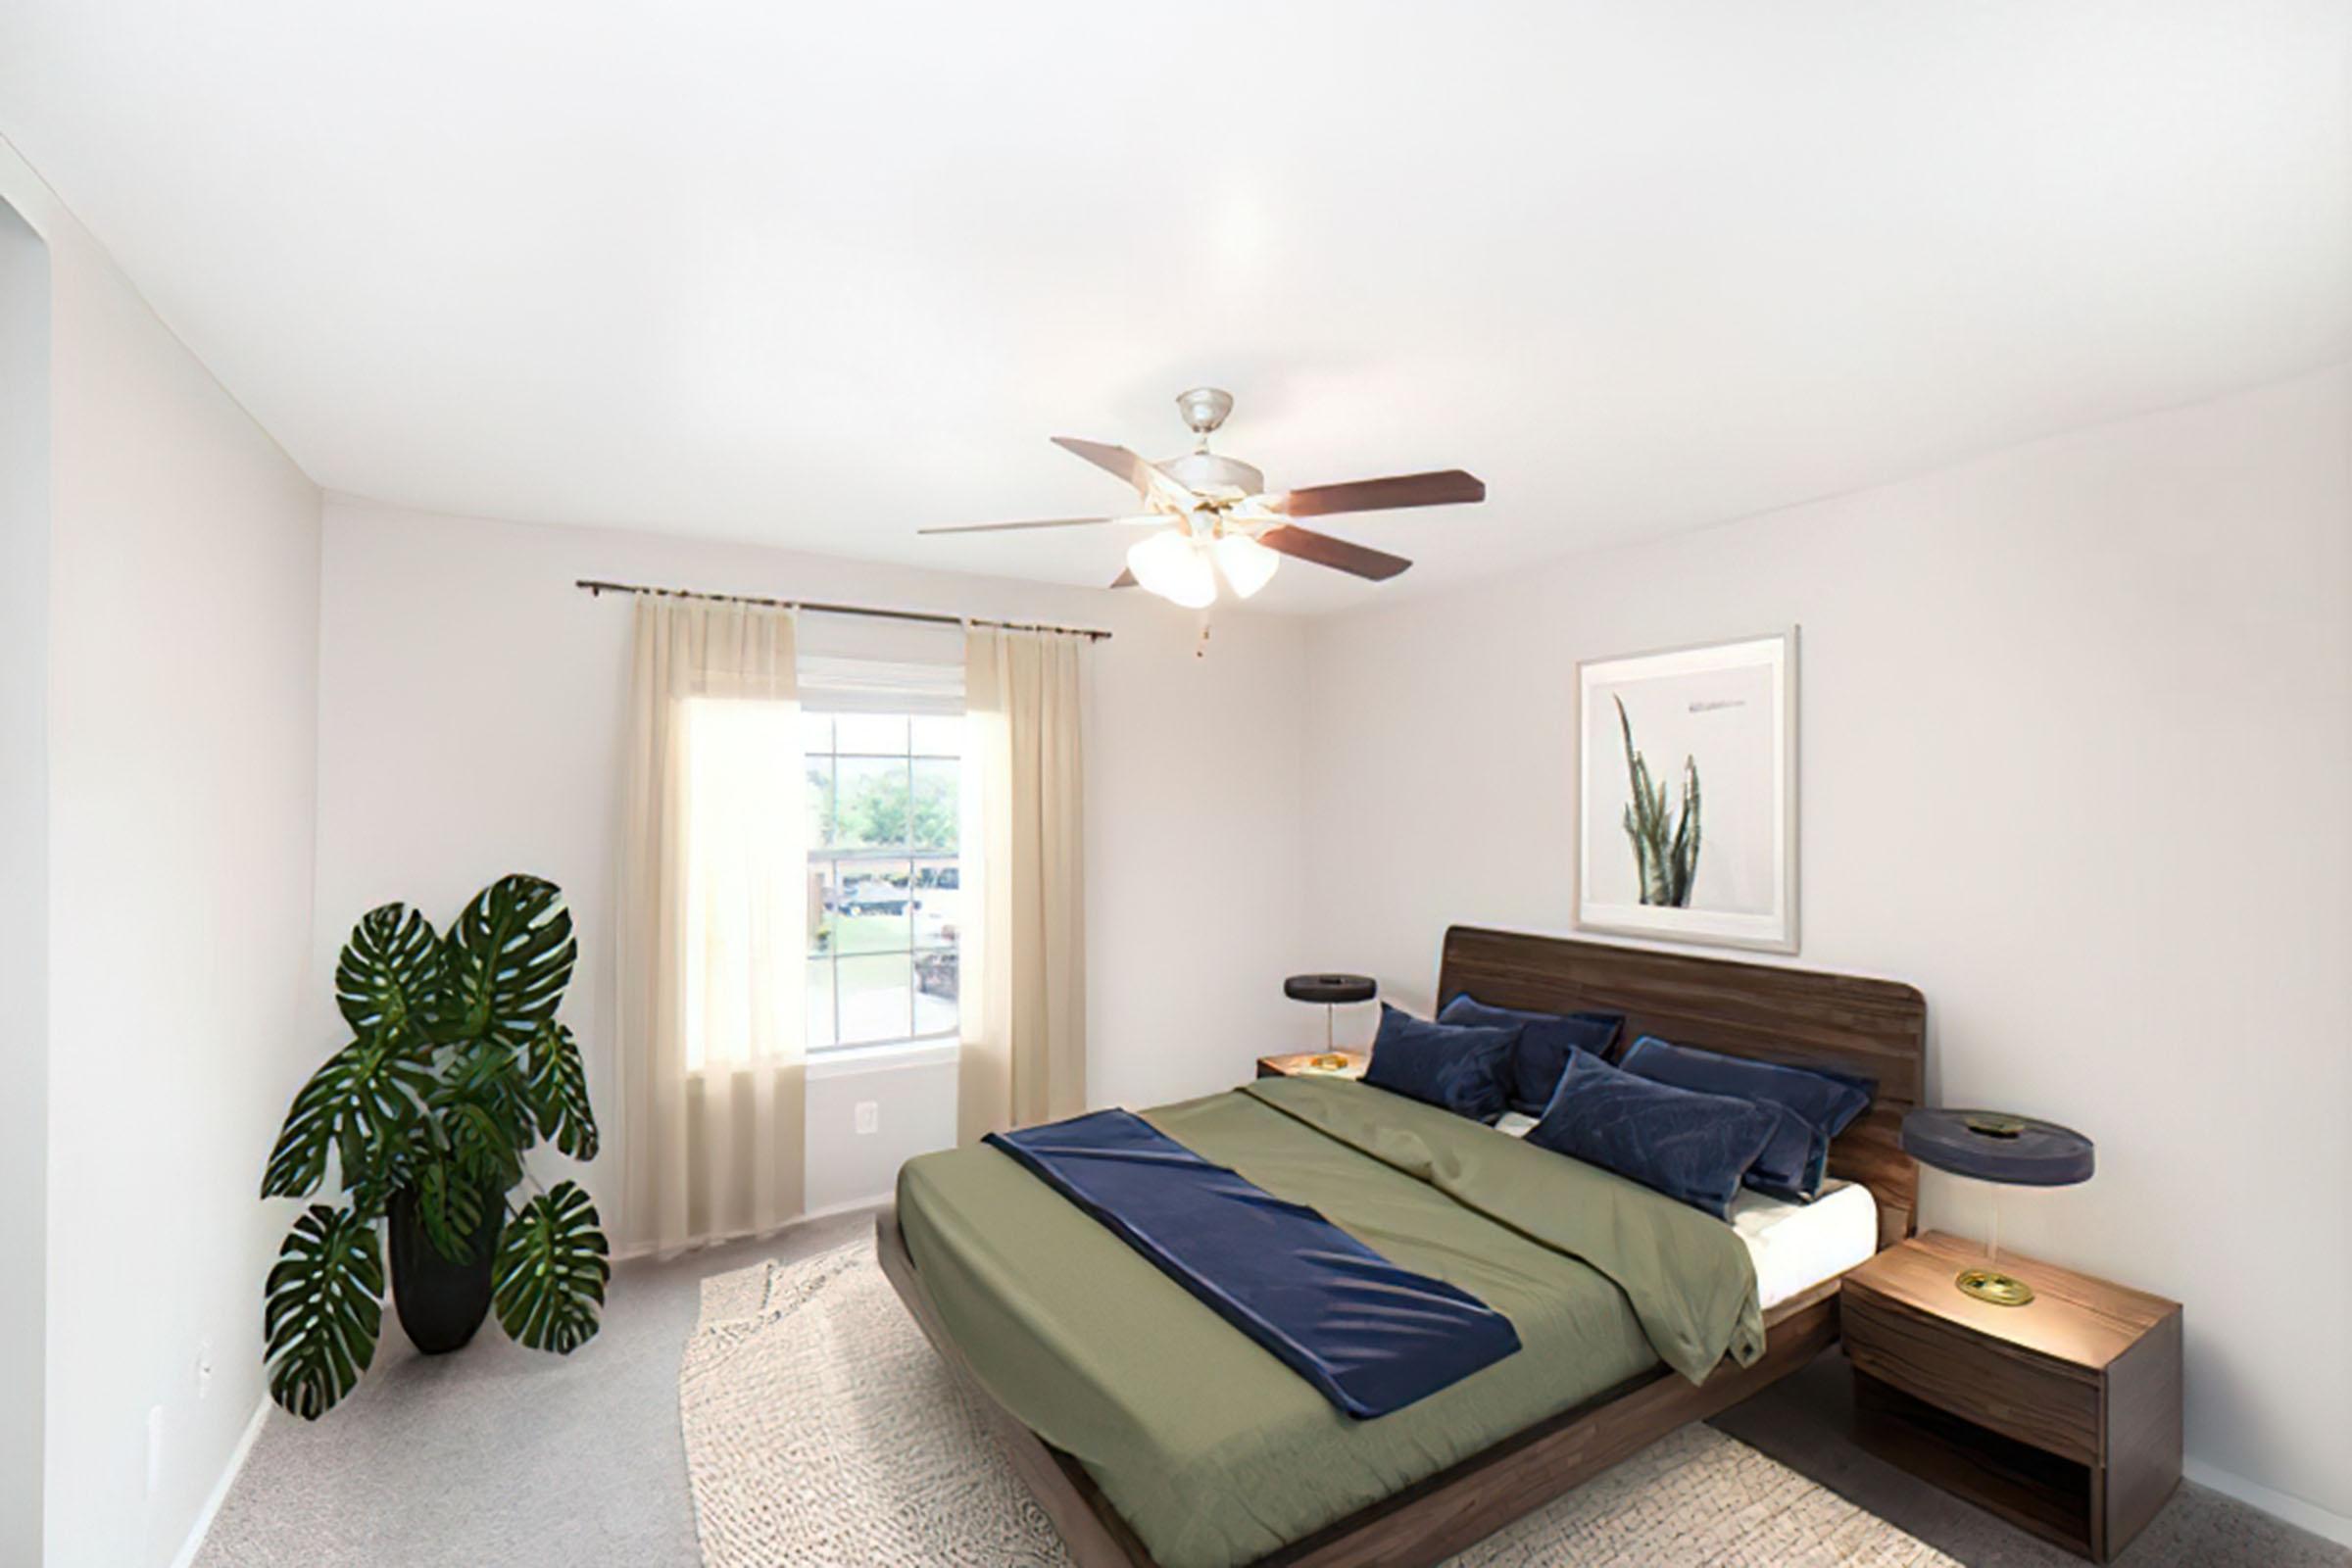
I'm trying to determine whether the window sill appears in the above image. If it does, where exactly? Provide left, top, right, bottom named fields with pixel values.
left=805, top=1038, right=960, bottom=1080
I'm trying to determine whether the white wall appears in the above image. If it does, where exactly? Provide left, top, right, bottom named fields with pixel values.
left=1300, top=365, right=2352, bottom=1523
left=312, top=498, right=1314, bottom=1240
left=1, top=140, right=325, bottom=1567
left=0, top=190, right=54, bottom=1568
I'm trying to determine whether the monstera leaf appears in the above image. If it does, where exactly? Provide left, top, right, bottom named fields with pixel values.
left=261, top=1033, right=435, bottom=1201
left=342, top=1119, right=421, bottom=1224
left=431, top=1041, right=532, bottom=1197
left=435, top=875, right=576, bottom=1049
left=260, top=1056, right=349, bottom=1200
left=265, top=1203, right=385, bottom=1419
left=493, top=1181, right=611, bottom=1353
left=524, top=1022, right=599, bottom=1160
left=334, top=903, right=444, bottom=1042
left=412, top=1152, right=489, bottom=1265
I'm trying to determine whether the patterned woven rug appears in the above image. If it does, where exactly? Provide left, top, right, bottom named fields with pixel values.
left=679, top=1238, right=1957, bottom=1567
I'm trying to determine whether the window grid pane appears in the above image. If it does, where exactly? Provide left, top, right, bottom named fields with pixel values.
left=836, top=954, right=913, bottom=1045
left=912, top=858, right=958, bottom=950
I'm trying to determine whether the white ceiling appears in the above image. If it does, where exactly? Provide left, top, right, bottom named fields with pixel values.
left=4, top=2, right=2346, bottom=613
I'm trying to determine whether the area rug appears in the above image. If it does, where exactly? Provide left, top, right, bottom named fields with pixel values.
left=679, top=1238, right=1959, bottom=1568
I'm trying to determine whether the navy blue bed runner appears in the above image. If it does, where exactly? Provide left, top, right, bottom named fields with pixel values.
left=985, top=1109, right=1521, bottom=1418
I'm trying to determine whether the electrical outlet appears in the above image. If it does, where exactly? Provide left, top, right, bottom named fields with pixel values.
left=146, top=1405, right=164, bottom=1499
left=854, top=1101, right=879, bottom=1136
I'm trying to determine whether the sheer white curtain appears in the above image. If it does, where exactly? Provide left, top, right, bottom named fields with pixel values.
left=958, top=625, right=1087, bottom=1141
left=617, top=596, right=808, bottom=1254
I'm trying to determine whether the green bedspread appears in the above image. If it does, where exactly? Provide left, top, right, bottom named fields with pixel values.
left=895, top=1076, right=1763, bottom=1568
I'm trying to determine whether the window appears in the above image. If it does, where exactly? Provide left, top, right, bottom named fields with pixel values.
left=803, top=710, right=961, bottom=1051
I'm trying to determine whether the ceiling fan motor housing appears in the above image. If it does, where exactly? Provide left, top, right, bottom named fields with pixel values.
left=1174, top=385, right=1234, bottom=435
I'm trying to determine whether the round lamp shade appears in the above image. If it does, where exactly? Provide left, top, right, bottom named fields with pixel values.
left=1284, top=973, right=1377, bottom=1005
left=1901, top=1108, right=2094, bottom=1187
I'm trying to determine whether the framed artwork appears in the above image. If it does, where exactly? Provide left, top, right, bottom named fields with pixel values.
left=1576, top=629, right=1798, bottom=954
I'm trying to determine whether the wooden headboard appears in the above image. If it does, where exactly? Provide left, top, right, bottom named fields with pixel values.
left=1437, top=926, right=1926, bottom=1249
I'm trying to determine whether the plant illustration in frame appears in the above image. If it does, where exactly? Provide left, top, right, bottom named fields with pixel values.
left=1578, top=632, right=1796, bottom=953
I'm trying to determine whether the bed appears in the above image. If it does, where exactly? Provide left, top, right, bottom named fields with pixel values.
left=877, top=926, right=1927, bottom=1568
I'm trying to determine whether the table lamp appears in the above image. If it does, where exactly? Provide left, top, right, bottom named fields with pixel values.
left=1283, top=973, right=1377, bottom=1069
left=1900, top=1107, right=2094, bottom=1306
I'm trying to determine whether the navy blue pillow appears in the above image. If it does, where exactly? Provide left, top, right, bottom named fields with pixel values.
left=1618, top=1037, right=1876, bottom=1201
left=1363, top=1004, right=1517, bottom=1124
left=1526, top=1052, right=1779, bottom=1218
left=1439, top=993, right=1627, bottom=1114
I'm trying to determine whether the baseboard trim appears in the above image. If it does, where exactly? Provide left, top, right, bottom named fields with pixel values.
left=2185, top=1458, right=2352, bottom=1548
left=800, top=1192, right=893, bottom=1224
left=168, top=1396, right=270, bottom=1568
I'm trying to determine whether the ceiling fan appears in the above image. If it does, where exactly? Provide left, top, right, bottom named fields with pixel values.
left=917, top=387, right=1486, bottom=607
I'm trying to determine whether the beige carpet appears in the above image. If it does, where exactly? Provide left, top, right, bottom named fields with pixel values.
left=680, top=1239, right=1960, bottom=1567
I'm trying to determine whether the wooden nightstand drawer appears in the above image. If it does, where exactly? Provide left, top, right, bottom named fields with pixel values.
left=1844, top=1287, right=2099, bottom=1463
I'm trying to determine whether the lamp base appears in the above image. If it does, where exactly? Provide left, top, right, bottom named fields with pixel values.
left=1955, top=1267, right=2034, bottom=1307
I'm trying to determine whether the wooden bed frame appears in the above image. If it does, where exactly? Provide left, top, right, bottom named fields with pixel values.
left=877, top=927, right=1927, bottom=1568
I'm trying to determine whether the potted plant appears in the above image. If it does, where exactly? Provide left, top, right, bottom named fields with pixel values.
left=258, top=874, right=612, bottom=1418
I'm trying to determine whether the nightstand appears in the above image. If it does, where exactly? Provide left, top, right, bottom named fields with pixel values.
left=1842, top=1231, right=2181, bottom=1562
left=1254, top=1051, right=1368, bottom=1081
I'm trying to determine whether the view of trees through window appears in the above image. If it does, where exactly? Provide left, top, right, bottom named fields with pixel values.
left=804, top=711, right=961, bottom=1050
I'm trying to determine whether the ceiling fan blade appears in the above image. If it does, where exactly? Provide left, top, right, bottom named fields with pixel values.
left=1271, top=469, right=1485, bottom=518
left=1053, top=436, right=1194, bottom=506
left=917, top=516, right=1127, bottom=535
left=1256, top=524, right=1412, bottom=582
left=1109, top=567, right=1138, bottom=589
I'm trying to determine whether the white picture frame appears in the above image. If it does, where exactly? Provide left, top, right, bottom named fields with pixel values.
left=1575, top=628, right=1798, bottom=954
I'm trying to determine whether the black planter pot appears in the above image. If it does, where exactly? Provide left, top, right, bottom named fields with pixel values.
left=387, top=1187, right=504, bottom=1354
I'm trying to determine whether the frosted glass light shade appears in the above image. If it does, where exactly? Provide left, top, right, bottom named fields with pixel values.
left=1212, top=532, right=1280, bottom=598
left=1126, top=530, right=1217, bottom=609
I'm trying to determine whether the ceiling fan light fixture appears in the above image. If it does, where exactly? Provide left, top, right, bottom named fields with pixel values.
left=1126, top=529, right=1217, bottom=609
left=1211, top=531, right=1280, bottom=599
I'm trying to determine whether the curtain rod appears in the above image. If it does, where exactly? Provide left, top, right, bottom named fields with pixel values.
left=574, top=578, right=1112, bottom=641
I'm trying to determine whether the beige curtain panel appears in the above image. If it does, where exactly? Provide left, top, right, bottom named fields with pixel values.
left=958, top=625, right=1088, bottom=1142
left=617, top=596, right=808, bottom=1254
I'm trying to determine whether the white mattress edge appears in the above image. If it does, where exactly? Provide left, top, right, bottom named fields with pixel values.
left=1729, top=1178, right=1879, bottom=1309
